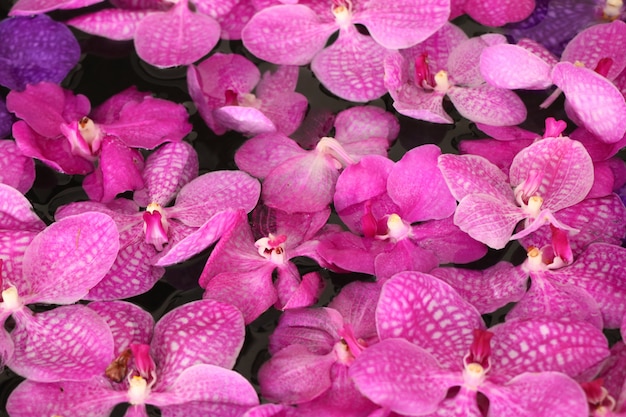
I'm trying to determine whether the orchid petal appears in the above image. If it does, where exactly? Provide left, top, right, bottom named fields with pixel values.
left=463, top=0, right=534, bottom=26
left=447, top=84, right=527, bottom=126
left=480, top=43, right=553, bottom=90
left=67, top=9, right=149, bottom=41
left=88, top=300, right=155, bottom=352
left=10, top=0, right=103, bottom=14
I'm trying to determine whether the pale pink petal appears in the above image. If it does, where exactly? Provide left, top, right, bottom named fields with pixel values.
left=463, top=0, right=535, bottom=26
left=391, top=86, right=451, bottom=123
left=134, top=2, right=220, bottom=67
left=447, top=84, right=527, bottom=126
left=214, top=106, right=277, bottom=135
left=0, top=183, right=45, bottom=230
left=235, top=133, right=306, bottom=179
left=552, top=62, right=626, bottom=144
left=67, top=9, right=149, bottom=41
left=218, top=0, right=256, bottom=40
left=311, top=29, right=389, bottom=102
left=334, top=106, right=399, bottom=145
left=480, top=44, right=553, bottom=90
left=9, top=305, right=114, bottom=381
left=449, top=34, right=507, bottom=86
left=353, top=0, right=450, bottom=49
left=241, top=4, right=337, bottom=65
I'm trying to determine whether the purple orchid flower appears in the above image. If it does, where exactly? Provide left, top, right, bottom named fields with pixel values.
left=187, top=53, right=308, bottom=136
left=453, top=0, right=535, bottom=27
left=241, top=0, right=450, bottom=102
left=349, top=271, right=609, bottom=416
left=0, top=99, right=12, bottom=138
left=235, top=105, right=398, bottom=213
left=0, top=15, right=80, bottom=91
left=384, top=24, right=527, bottom=125
left=56, top=143, right=261, bottom=300
left=480, top=20, right=626, bottom=143
left=199, top=206, right=327, bottom=323
left=438, top=136, right=595, bottom=249
left=6, top=299, right=259, bottom=416
left=318, top=144, right=486, bottom=281
left=0, top=209, right=119, bottom=382
left=7, top=82, right=191, bottom=202
left=257, top=281, right=380, bottom=416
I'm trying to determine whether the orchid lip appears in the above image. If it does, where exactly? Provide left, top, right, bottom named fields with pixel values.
left=143, top=203, right=169, bottom=251
left=332, top=0, right=353, bottom=29
left=255, top=233, right=287, bottom=265
left=376, top=214, right=412, bottom=243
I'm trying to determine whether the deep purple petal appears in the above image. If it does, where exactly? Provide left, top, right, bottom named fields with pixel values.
left=0, top=15, right=80, bottom=90
left=134, top=2, right=220, bottom=67
left=152, top=299, right=245, bottom=390
left=22, top=212, right=119, bottom=304
left=9, top=305, right=114, bottom=381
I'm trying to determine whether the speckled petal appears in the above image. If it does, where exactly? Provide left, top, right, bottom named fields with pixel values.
left=9, top=305, right=114, bottom=381
left=7, top=378, right=123, bottom=417
left=509, top=137, right=594, bottom=211
left=388, top=145, right=456, bottom=222
left=447, top=84, right=527, bottom=126
left=463, top=0, right=534, bottom=26
left=0, top=141, right=35, bottom=193
left=448, top=34, right=507, bottom=86
left=334, top=106, right=399, bottom=146
left=430, top=262, right=527, bottom=314
left=152, top=299, right=245, bottom=388
left=349, top=338, right=454, bottom=415
left=151, top=364, right=259, bottom=414
left=67, top=9, right=149, bottom=41
left=88, top=300, right=154, bottom=352
left=241, top=4, right=337, bottom=65
left=171, top=170, right=260, bottom=226
left=354, top=0, right=450, bottom=49
left=0, top=15, right=80, bottom=90
left=489, top=318, right=610, bottom=382
left=391, top=85, right=451, bottom=124
left=22, top=212, right=119, bottom=305
left=311, top=29, right=389, bottom=102
left=561, top=20, right=626, bottom=80
left=235, top=132, right=307, bottom=179
left=552, top=62, right=626, bottom=144
left=134, top=141, right=198, bottom=207
left=377, top=271, right=485, bottom=370
left=481, top=372, right=588, bottom=417
left=134, top=1, right=220, bottom=67
left=480, top=43, right=553, bottom=90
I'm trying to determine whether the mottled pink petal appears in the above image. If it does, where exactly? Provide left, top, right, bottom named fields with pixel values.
left=388, top=145, right=456, bottom=222
left=0, top=183, right=45, bottom=230
left=552, top=62, right=626, bottom=144
left=0, top=141, right=35, bottom=193
left=259, top=344, right=335, bottom=403
left=10, top=0, right=103, bottom=14
left=67, top=9, right=149, bottom=41
left=218, top=0, right=256, bottom=40
left=7, top=379, right=124, bottom=417
left=152, top=364, right=258, bottom=413
left=328, top=281, right=380, bottom=341
left=334, top=106, right=399, bottom=145
left=311, top=29, right=389, bottom=102
left=134, top=1, right=220, bottom=67
left=481, top=372, right=588, bottom=417
left=509, top=137, right=594, bottom=211
left=214, top=106, right=276, bottom=135
left=430, top=262, right=527, bottom=314
left=22, top=212, right=119, bottom=304
left=459, top=138, right=531, bottom=176
left=241, top=4, right=337, bottom=65
left=391, top=85, right=451, bottom=123
left=561, top=20, right=626, bottom=80
left=354, top=0, right=450, bottom=49
left=152, top=299, right=245, bottom=390
left=134, top=141, right=199, bottom=207
left=463, top=0, right=535, bottom=26
left=9, top=305, right=114, bottom=381
left=377, top=271, right=485, bottom=369
left=421, top=387, right=481, bottom=417
left=447, top=84, right=527, bottom=126
left=88, top=300, right=154, bottom=352
left=480, top=43, right=553, bottom=89
left=235, top=133, right=306, bottom=179
left=349, top=338, right=454, bottom=415
left=448, top=34, right=507, bottom=86
left=490, top=319, right=610, bottom=382
left=269, top=307, right=343, bottom=355
left=278, top=269, right=324, bottom=310
left=516, top=38, right=559, bottom=68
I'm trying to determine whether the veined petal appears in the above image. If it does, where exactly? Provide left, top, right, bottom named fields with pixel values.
left=463, top=0, right=535, bottom=26
left=480, top=43, right=553, bottom=90
left=9, top=305, right=114, bottom=382
left=552, top=62, right=626, bottom=144
left=152, top=300, right=245, bottom=389
left=235, top=133, right=306, bottom=179
left=311, top=29, right=389, bottom=102
left=448, top=34, right=507, bottom=87
left=0, top=183, right=45, bottom=230
left=88, top=300, right=155, bottom=353
left=334, top=106, right=399, bottom=145
left=241, top=4, right=337, bottom=65
left=447, top=84, right=527, bottom=126
left=134, top=2, right=220, bottom=68
left=391, top=85, right=451, bottom=124
left=67, top=9, right=149, bottom=41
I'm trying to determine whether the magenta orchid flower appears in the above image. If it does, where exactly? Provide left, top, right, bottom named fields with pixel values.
left=199, top=207, right=327, bottom=323
left=438, top=136, right=595, bottom=249
left=480, top=20, right=626, bottom=143
left=7, top=82, right=191, bottom=202
left=0, top=15, right=80, bottom=91
left=56, top=143, right=261, bottom=300
left=0, top=210, right=119, bottom=382
left=235, top=106, right=398, bottom=213
left=187, top=53, right=307, bottom=136
left=6, top=299, right=259, bottom=417
left=384, top=24, right=527, bottom=125
left=241, top=0, right=450, bottom=102
left=258, top=282, right=380, bottom=416
left=318, top=144, right=486, bottom=281
left=349, top=271, right=609, bottom=416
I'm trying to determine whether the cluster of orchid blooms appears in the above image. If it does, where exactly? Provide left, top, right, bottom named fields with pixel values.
left=1, top=0, right=626, bottom=416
